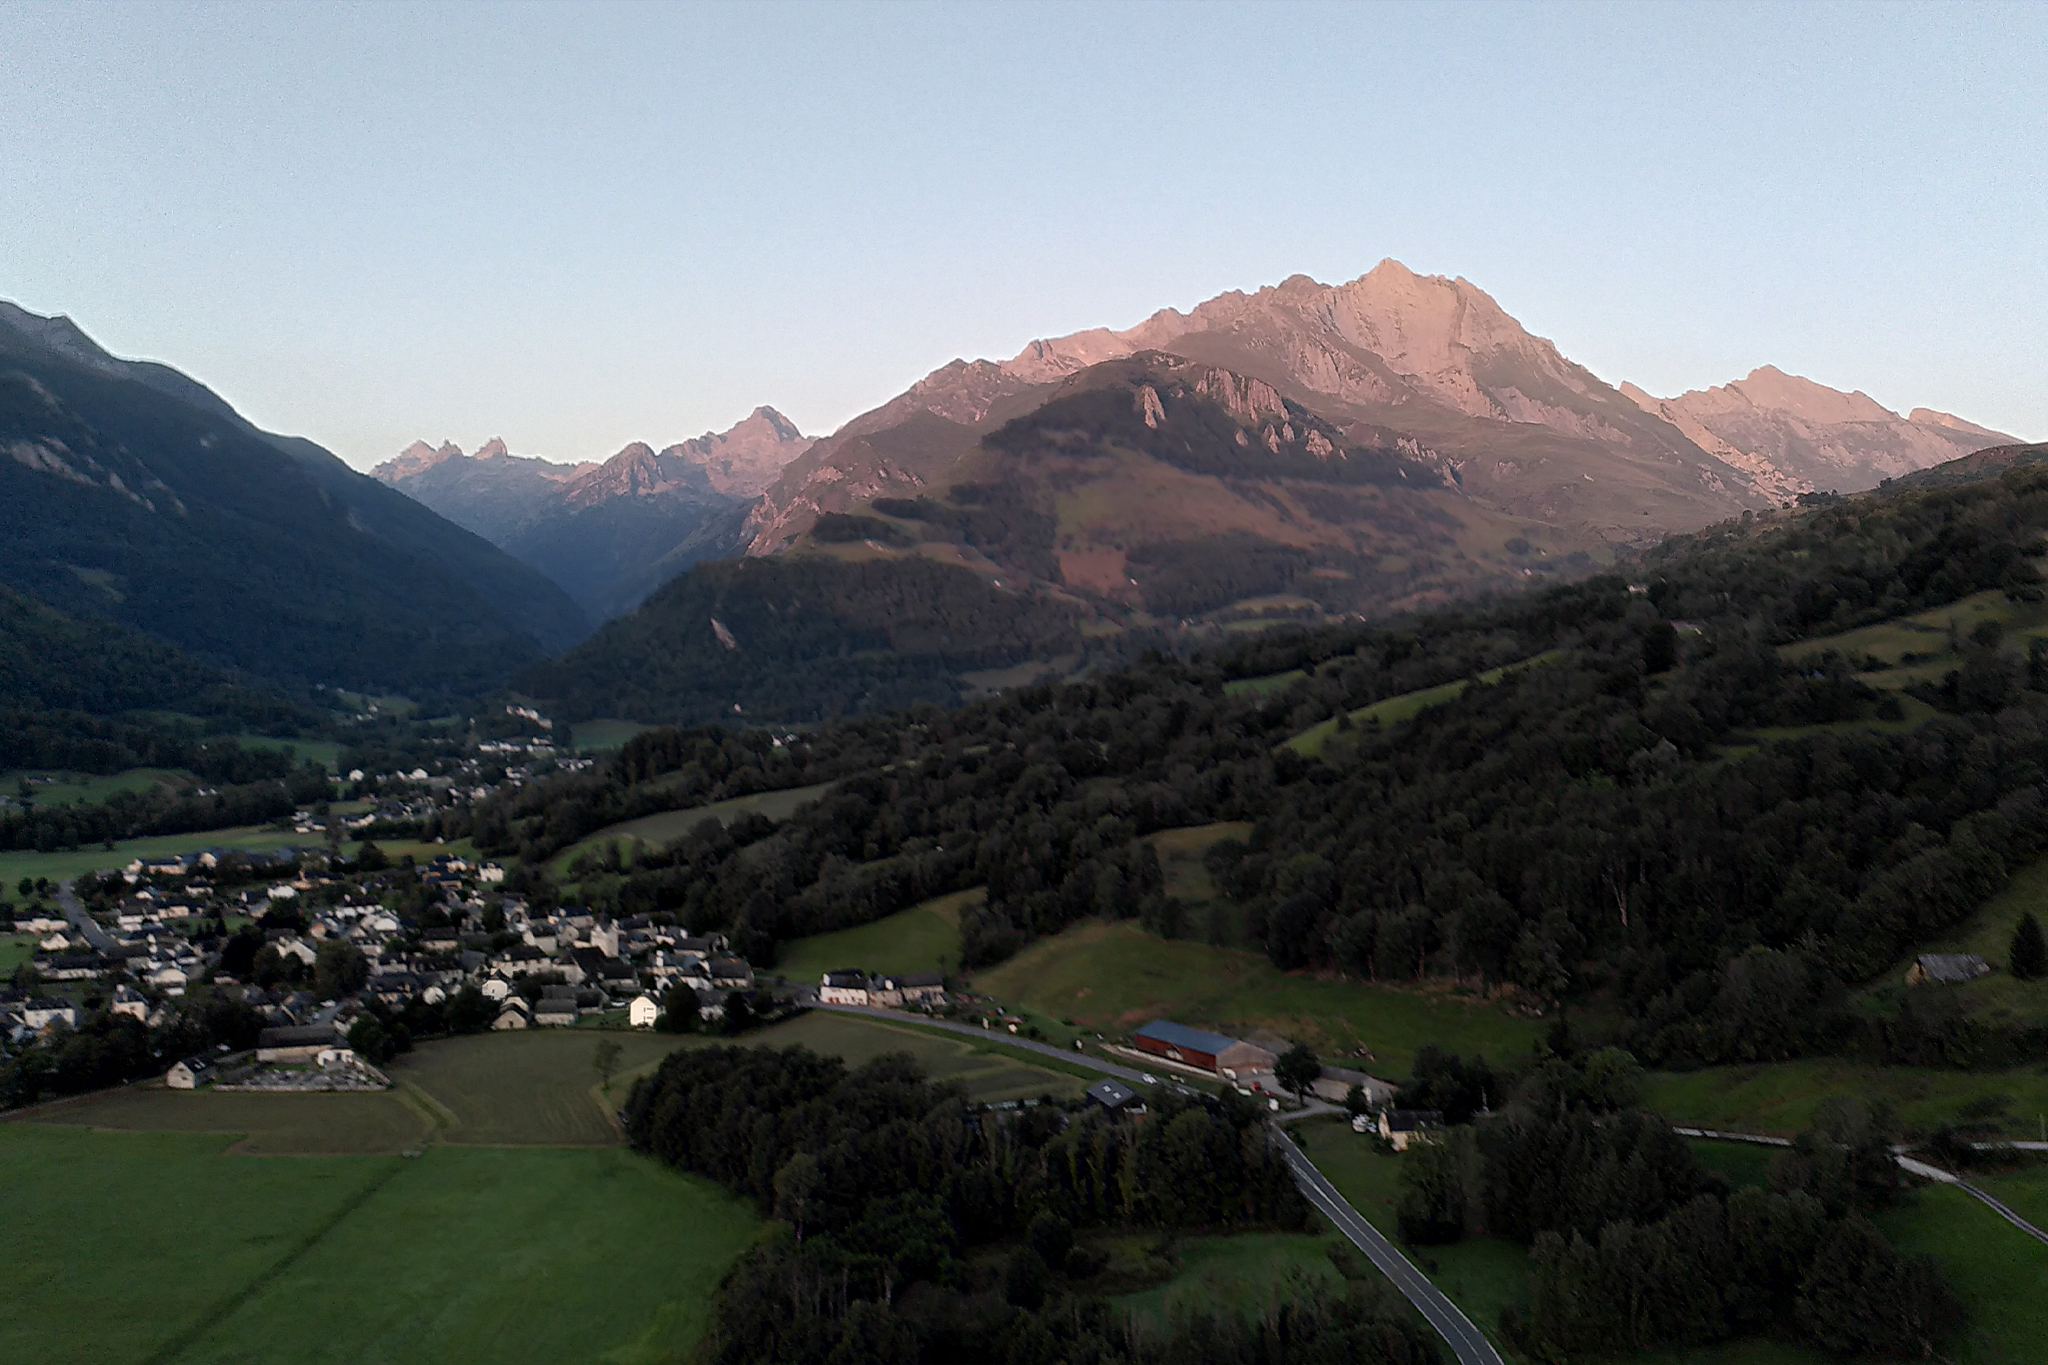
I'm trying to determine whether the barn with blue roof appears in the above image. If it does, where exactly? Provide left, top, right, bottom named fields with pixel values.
left=1131, top=1020, right=1277, bottom=1076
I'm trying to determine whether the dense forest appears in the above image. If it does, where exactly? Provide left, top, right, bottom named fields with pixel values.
left=626, top=1043, right=1439, bottom=1365
left=464, top=466, right=2048, bottom=1072
left=1392, top=1050, right=1958, bottom=1358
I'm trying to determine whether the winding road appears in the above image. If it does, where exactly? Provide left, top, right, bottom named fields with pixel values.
left=816, top=1002, right=1506, bottom=1365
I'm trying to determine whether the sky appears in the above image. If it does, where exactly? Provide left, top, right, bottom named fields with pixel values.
left=1, top=0, right=2042, bottom=469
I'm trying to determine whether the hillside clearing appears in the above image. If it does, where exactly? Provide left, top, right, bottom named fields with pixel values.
left=547, top=781, right=833, bottom=878
left=1283, top=650, right=1565, bottom=757
left=771, top=888, right=978, bottom=983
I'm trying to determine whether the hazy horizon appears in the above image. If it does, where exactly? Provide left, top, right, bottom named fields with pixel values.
left=3, top=0, right=2041, bottom=469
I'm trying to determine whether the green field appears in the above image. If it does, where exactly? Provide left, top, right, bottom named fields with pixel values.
left=226, top=733, right=344, bottom=770
left=1876, top=1181, right=2048, bottom=1364
left=757, top=1010, right=1088, bottom=1102
left=28, top=1084, right=433, bottom=1154
left=386, top=1029, right=690, bottom=1146
left=1, top=767, right=190, bottom=808
left=1, top=933, right=38, bottom=972
left=772, top=888, right=977, bottom=984
left=0, top=1125, right=759, bottom=1365
left=570, top=718, right=656, bottom=752
left=0, top=824, right=322, bottom=889
left=1284, top=652, right=1565, bottom=757
left=1852, top=848, right=2048, bottom=1034
left=1108, top=1231, right=1341, bottom=1320
left=1642, top=1060, right=2048, bottom=1138
left=548, top=781, right=834, bottom=878
left=969, top=918, right=1543, bottom=1076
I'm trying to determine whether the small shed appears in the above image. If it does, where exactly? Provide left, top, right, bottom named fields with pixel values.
left=1908, top=953, right=1992, bottom=985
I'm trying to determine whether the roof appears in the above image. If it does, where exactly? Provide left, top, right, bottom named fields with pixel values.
left=882, top=971, right=944, bottom=988
left=1384, top=1109, right=1444, bottom=1131
left=258, top=1024, right=340, bottom=1047
left=172, top=1055, right=211, bottom=1072
left=1085, top=1078, right=1140, bottom=1109
left=1133, top=1020, right=1240, bottom=1056
left=1915, top=953, right=1991, bottom=983
left=822, top=970, right=869, bottom=988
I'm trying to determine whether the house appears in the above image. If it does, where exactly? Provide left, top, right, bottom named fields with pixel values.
left=871, top=971, right=945, bottom=1008
left=1907, top=953, right=1992, bottom=985
left=23, top=998, right=78, bottom=1031
left=481, top=976, right=513, bottom=1002
left=819, top=970, right=870, bottom=1006
left=1131, top=1021, right=1277, bottom=1076
left=492, top=998, right=531, bottom=1030
left=708, top=956, right=753, bottom=990
left=165, top=1056, right=212, bottom=1089
left=110, top=985, right=149, bottom=1022
left=1378, top=1109, right=1445, bottom=1151
left=533, top=997, right=579, bottom=1027
left=1084, top=1078, right=1144, bottom=1115
left=40, top=953, right=106, bottom=982
left=629, top=994, right=662, bottom=1028
left=257, top=1023, right=342, bottom=1062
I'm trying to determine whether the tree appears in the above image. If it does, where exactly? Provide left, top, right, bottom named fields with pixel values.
left=354, top=840, right=388, bottom=872
left=1274, top=1041, right=1321, bottom=1105
left=347, top=1014, right=393, bottom=1062
left=661, top=982, right=699, bottom=1033
left=719, top=991, right=755, bottom=1035
left=313, top=939, right=369, bottom=1000
left=1796, top=1215, right=1961, bottom=1358
left=2010, top=912, right=2047, bottom=981
left=1003, top=1245, right=1048, bottom=1310
left=593, top=1037, right=623, bottom=1089
left=1026, top=1210, right=1073, bottom=1268
left=1343, top=1082, right=1371, bottom=1117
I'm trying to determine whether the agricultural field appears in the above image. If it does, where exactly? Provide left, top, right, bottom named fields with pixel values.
left=757, top=1010, right=1088, bottom=1102
left=772, top=888, right=977, bottom=984
left=1284, top=651, right=1564, bottom=757
left=0, top=1124, right=758, bottom=1365
left=968, top=918, right=1544, bottom=1076
left=0, top=767, right=190, bottom=808
left=385, top=1029, right=690, bottom=1146
left=569, top=718, right=655, bottom=752
left=1220, top=669, right=1305, bottom=697
left=1106, top=1230, right=1342, bottom=1322
left=27, top=1084, right=432, bottom=1155
left=0, top=823, right=320, bottom=889
left=1640, top=1060, right=2048, bottom=1139
left=548, top=781, right=833, bottom=878
left=1852, top=848, right=2048, bottom=1033
left=1, top=933, right=38, bottom=972
left=225, top=733, right=344, bottom=770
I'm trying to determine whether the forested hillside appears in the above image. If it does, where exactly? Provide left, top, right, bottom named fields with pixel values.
left=461, top=466, right=2048, bottom=1068
left=0, top=302, right=588, bottom=695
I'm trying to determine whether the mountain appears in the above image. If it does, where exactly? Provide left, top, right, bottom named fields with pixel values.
left=376, top=408, right=812, bottom=619
left=371, top=438, right=596, bottom=545
left=0, top=301, right=590, bottom=695
left=1891, top=440, right=2048, bottom=491
left=1619, top=366, right=2018, bottom=495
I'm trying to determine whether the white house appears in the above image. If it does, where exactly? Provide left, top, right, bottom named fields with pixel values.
left=819, top=970, right=870, bottom=1006
left=110, top=985, right=149, bottom=1022
left=166, top=1056, right=211, bottom=1089
left=23, top=998, right=78, bottom=1031
left=480, top=976, right=512, bottom=1002
left=492, top=998, right=531, bottom=1030
left=629, top=994, right=662, bottom=1028
left=870, top=971, right=945, bottom=1008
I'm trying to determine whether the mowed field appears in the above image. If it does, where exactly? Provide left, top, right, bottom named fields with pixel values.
left=772, top=888, right=978, bottom=984
left=548, top=781, right=833, bottom=878
left=0, top=1125, right=758, bottom=1365
left=0, top=824, right=321, bottom=889
left=2, top=1010, right=1089, bottom=1365
left=969, top=918, right=1543, bottom=1076
left=1640, top=1060, right=2048, bottom=1139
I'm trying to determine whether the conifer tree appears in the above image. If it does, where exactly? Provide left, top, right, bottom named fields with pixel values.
left=2011, top=911, right=2047, bottom=981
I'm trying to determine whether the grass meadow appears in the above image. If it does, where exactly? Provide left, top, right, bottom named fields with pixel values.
left=548, top=781, right=833, bottom=879
left=0, top=824, right=322, bottom=889
left=1284, top=651, right=1565, bottom=758
left=968, top=918, right=1543, bottom=1076
left=1107, top=1231, right=1342, bottom=1322
left=1641, top=1060, right=2048, bottom=1139
left=771, top=888, right=977, bottom=984
left=27, top=1084, right=433, bottom=1154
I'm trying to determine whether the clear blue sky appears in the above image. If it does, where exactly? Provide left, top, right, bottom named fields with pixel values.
left=2, top=0, right=2041, bottom=468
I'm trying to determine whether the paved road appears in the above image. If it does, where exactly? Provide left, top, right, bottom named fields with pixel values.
left=1277, top=1138, right=1505, bottom=1365
left=818, top=1002, right=1504, bottom=1363
left=55, top=879, right=114, bottom=951
left=1677, top=1126, right=2048, bottom=1247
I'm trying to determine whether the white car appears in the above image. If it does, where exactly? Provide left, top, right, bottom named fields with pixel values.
left=1140, top=1073, right=1158, bottom=1085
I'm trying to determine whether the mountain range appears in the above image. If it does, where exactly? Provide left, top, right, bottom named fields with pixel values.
left=375, top=407, right=812, bottom=618
left=0, top=301, right=589, bottom=696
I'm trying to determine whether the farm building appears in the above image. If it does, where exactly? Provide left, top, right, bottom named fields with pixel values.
left=165, top=1056, right=211, bottom=1089
left=819, top=970, right=870, bottom=1006
left=1378, top=1109, right=1445, bottom=1151
left=1085, top=1078, right=1144, bottom=1115
left=1131, top=1020, right=1277, bottom=1076
left=1907, top=953, right=1991, bottom=985
left=871, top=971, right=945, bottom=1007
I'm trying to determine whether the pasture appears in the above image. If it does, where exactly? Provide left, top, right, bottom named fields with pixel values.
left=758, top=1010, right=1088, bottom=1102
left=386, top=1029, right=690, bottom=1146
left=772, top=888, right=976, bottom=983
left=1284, top=651, right=1564, bottom=757
left=1852, top=848, right=2048, bottom=1033
left=0, top=767, right=188, bottom=808
left=1641, top=1060, right=2048, bottom=1138
left=968, top=918, right=1543, bottom=1076
left=0, top=824, right=320, bottom=889
left=548, top=781, right=833, bottom=878
left=26, top=1084, right=432, bottom=1154
left=569, top=718, right=656, bottom=751
left=0, top=1124, right=758, bottom=1365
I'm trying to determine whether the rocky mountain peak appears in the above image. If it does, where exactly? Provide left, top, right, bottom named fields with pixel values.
left=474, top=437, right=511, bottom=460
